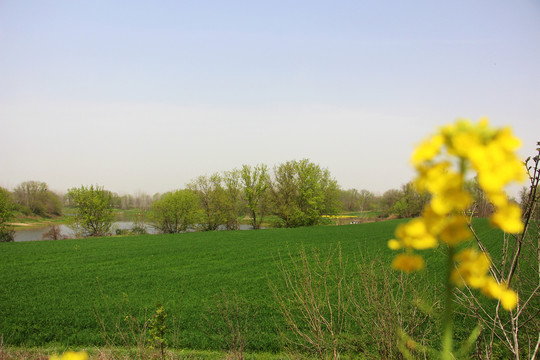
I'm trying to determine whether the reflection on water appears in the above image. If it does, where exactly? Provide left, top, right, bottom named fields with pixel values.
left=13, top=223, right=255, bottom=242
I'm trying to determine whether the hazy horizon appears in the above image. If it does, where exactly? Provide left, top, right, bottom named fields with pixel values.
left=2, top=1, right=539, bottom=197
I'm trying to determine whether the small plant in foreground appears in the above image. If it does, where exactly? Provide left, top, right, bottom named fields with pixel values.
left=149, top=303, right=168, bottom=359
left=388, top=118, right=525, bottom=359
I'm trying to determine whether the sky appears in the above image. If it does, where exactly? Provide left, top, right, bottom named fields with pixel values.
left=1, top=0, right=539, bottom=196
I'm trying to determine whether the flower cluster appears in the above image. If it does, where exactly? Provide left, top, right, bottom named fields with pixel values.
left=389, top=118, right=525, bottom=310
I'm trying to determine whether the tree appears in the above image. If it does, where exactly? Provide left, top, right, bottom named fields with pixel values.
left=340, top=189, right=376, bottom=212
left=67, top=185, right=114, bottom=237
left=391, top=182, right=430, bottom=218
left=377, top=188, right=402, bottom=217
left=0, top=187, right=15, bottom=242
left=150, top=189, right=200, bottom=233
left=188, top=174, right=227, bottom=231
left=13, top=180, right=62, bottom=216
left=222, top=170, right=243, bottom=230
left=241, top=164, right=270, bottom=229
left=271, top=159, right=341, bottom=227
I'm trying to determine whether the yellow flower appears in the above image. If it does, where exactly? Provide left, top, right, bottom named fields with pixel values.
left=491, top=203, right=524, bottom=234
left=391, top=254, right=425, bottom=273
left=421, top=204, right=446, bottom=235
left=50, top=351, right=89, bottom=360
left=481, top=278, right=518, bottom=310
left=411, top=134, right=444, bottom=165
left=452, top=249, right=491, bottom=288
left=439, top=216, right=471, bottom=246
left=387, top=239, right=402, bottom=250
left=494, top=127, right=522, bottom=152
left=394, top=218, right=438, bottom=250
left=500, top=288, right=518, bottom=310
left=430, top=188, right=472, bottom=215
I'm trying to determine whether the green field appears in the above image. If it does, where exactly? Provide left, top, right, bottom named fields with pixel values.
left=0, top=219, right=504, bottom=354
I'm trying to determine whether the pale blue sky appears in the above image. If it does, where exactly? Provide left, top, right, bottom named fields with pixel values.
left=1, top=1, right=539, bottom=196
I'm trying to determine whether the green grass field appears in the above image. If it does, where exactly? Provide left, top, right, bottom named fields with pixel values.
left=0, top=219, right=504, bottom=354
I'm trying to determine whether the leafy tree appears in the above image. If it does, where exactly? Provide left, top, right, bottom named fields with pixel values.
left=188, top=174, right=227, bottom=231
left=0, top=187, right=15, bottom=242
left=271, top=159, right=340, bottom=227
left=392, top=182, right=430, bottom=218
left=13, top=181, right=62, bottom=216
left=67, top=185, right=114, bottom=237
left=241, top=164, right=270, bottom=229
left=377, top=188, right=402, bottom=217
left=223, top=169, right=243, bottom=230
left=150, top=189, right=200, bottom=233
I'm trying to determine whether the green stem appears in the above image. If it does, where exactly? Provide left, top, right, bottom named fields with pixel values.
left=442, top=245, right=456, bottom=360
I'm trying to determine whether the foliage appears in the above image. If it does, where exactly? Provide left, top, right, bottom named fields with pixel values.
left=270, top=159, right=341, bottom=227
left=340, top=188, right=375, bottom=212
left=0, top=187, right=15, bottom=242
left=150, top=190, right=200, bottom=233
left=13, top=181, right=62, bottom=217
left=67, top=185, right=114, bottom=237
left=188, top=174, right=227, bottom=231
left=391, top=182, right=431, bottom=218
left=222, top=170, right=243, bottom=230
left=241, top=164, right=270, bottom=230
left=148, top=303, right=168, bottom=358
left=378, top=188, right=402, bottom=217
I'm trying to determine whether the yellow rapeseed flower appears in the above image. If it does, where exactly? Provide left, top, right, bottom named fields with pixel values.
left=389, top=118, right=523, bottom=311
left=394, top=218, right=438, bottom=250
left=491, top=203, right=524, bottom=234
left=391, top=254, right=425, bottom=273
left=452, top=249, right=491, bottom=289
left=411, top=134, right=444, bottom=165
left=481, top=278, right=519, bottom=311
left=439, top=216, right=471, bottom=246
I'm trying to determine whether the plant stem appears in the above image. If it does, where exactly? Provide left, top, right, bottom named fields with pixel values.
left=442, top=245, right=455, bottom=360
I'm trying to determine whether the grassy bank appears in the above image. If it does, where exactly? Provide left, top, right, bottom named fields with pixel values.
left=0, top=219, right=503, bottom=354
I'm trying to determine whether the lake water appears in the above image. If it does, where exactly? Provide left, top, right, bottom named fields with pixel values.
left=13, top=222, right=255, bottom=242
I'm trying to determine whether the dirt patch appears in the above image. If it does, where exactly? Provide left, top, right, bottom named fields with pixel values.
left=6, top=223, right=32, bottom=227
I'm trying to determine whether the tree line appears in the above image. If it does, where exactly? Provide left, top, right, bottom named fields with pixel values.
left=1, top=159, right=533, bottom=241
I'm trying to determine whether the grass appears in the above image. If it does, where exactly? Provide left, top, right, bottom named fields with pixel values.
left=0, top=218, right=504, bottom=354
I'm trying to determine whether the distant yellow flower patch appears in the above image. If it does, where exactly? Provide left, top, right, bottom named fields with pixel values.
left=50, top=351, right=88, bottom=360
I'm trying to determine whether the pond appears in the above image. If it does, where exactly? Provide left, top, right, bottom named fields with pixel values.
left=13, top=223, right=256, bottom=242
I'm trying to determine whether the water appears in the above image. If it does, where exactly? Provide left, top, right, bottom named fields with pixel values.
left=13, top=222, right=255, bottom=242
left=13, top=222, right=159, bottom=242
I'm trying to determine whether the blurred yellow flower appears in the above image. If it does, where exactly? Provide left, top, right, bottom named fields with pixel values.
left=452, top=249, right=491, bottom=288
left=389, top=118, right=523, bottom=310
left=394, top=218, right=437, bottom=250
left=439, top=216, right=471, bottom=246
left=391, top=254, right=425, bottom=273
left=411, top=134, right=444, bottom=165
left=491, top=202, right=524, bottom=234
